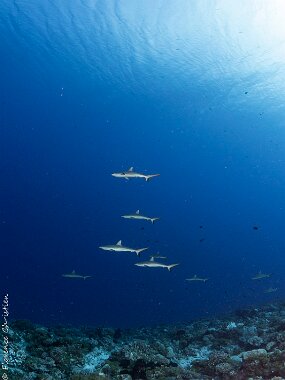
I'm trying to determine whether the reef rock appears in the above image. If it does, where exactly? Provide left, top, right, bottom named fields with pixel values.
left=2, top=302, right=285, bottom=379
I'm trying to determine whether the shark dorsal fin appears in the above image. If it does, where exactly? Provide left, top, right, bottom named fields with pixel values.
left=72, top=270, right=76, bottom=274
left=194, top=274, right=197, bottom=278
left=136, top=210, right=140, bottom=215
left=150, top=256, right=154, bottom=262
left=128, top=167, right=134, bottom=172
left=116, top=240, right=122, bottom=246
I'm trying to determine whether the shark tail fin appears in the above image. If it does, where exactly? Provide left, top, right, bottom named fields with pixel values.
left=136, top=247, right=148, bottom=256
left=150, top=217, right=160, bottom=224
left=167, top=264, right=179, bottom=271
left=145, top=174, right=160, bottom=182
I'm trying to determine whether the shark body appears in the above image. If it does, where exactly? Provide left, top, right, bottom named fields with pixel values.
left=186, top=275, right=208, bottom=282
left=134, top=258, right=179, bottom=271
left=251, top=271, right=271, bottom=280
left=112, top=167, right=160, bottom=181
left=62, top=270, right=91, bottom=280
left=149, top=254, right=167, bottom=260
left=264, top=287, right=278, bottom=293
left=99, top=240, right=148, bottom=256
left=122, top=210, right=159, bottom=224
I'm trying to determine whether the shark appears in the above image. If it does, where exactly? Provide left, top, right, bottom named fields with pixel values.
left=134, top=257, right=179, bottom=271
left=62, top=270, right=92, bottom=280
left=112, top=167, right=160, bottom=181
left=99, top=240, right=148, bottom=256
left=149, top=254, right=167, bottom=260
left=186, top=275, right=208, bottom=282
left=251, top=271, right=272, bottom=280
left=122, top=210, right=159, bottom=224
left=264, top=287, right=278, bottom=294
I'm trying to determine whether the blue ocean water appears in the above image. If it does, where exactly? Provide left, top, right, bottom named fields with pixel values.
left=1, top=0, right=285, bottom=328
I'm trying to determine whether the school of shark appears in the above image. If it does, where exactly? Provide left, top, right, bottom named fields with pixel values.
left=62, top=166, right=275, bottom=291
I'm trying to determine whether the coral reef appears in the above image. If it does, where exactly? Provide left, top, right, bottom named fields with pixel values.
left=2, top=302, right=285, bottom=379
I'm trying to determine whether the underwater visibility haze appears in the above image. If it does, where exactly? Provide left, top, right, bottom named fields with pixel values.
left=1, top=0, right=285, bottom=334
